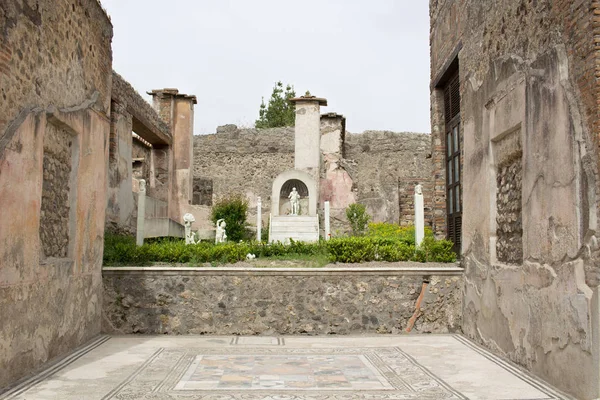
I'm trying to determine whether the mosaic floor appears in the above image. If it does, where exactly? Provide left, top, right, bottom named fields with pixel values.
left=1, top=335, right=573, bottom=400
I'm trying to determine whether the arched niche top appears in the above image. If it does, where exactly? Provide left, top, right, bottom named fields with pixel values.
left=280, top=179, right=309, bottom=198
left=271, top=170, right=318, bottom=216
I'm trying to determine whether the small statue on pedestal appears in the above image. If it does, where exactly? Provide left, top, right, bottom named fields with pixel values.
left=215, top=219, right=227, bottom=244
left=183, top=213, right=197, bottom=245
left=288, top=187, right=300, bottom=216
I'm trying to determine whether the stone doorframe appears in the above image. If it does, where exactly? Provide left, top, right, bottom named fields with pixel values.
left=271, top=170, right=318, bottom=216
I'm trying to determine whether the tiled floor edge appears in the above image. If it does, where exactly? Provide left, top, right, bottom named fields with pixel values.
left=452, top=334, right=576, bottom=400
left=0, top=335, right=111, bottom=400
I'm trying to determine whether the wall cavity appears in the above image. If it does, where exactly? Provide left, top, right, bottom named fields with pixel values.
left=40, top=122, right=73, bottom=258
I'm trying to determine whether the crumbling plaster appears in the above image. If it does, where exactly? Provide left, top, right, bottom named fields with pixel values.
left=0, top=0, right=112, bottom=389
left=430, top=1, right=600, bottom=398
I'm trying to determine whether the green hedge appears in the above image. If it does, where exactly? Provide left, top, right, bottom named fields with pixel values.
left=103, top=234, right=327, bottom=266
left=326, top=236, right=455, bottom=263
left=103, top=232, right=456, bottom=266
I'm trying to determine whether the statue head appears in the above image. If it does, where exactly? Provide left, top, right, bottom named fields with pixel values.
left=139, top=179, right=146, bottom=192
left=183, top=213, right=195, bottom=227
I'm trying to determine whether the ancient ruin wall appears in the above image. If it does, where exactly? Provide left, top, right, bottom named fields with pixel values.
left=103, top=267, right=462, bottom=335
left=0, top=0, right=112, bottom=389
left=193, top=127, right=433, bottom=231
left=344, top=131, right=433, bottom=227
left=193, top=126, right=295, bottom=225
left=0, top=0, right=112, bottom=138
left=430, top=1, right=600, bottom=398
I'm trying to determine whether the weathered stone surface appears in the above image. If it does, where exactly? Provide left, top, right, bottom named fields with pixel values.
left=344, top=131, right=433, bottom=226
left=0, top=0, right=112, bottom=389
left=496, top=156, right=522, bottom=264
left=430, top=1, right=600, bottom=398
left=102, top=267, right=462, bottom=335
left=193, top=128, right=433, bottom=231
left=40, top=123, right=72, bottom=258
left=111, top=72, right=171, bottom=145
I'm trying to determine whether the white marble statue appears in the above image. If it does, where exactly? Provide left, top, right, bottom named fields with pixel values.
left=288, top=187, right=300, bottom=215
left=415, top=183, right=423, bottom=196
left=215, top=219, right=227, bottom=243
left=183, top=213, right=197, bottom=245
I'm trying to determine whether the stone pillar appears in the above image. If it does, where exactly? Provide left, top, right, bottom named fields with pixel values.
left=290, top=93, right=327, bottom=178
left=106, top=100, right=135, bottom=232
left=136, top=179, right=146, bottom=246
left=415, top=184, right=425, bottom=246
left=148, top=89, right=197, bottom=223
left=324, top=201, right=331, bottom=240
left=256, top=197, right=262, bottom=242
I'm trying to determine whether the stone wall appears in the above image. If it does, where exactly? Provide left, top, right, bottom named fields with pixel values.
left=40, top=123, right=73, bottom=258
left=193, top=127, right=295, bottom=229
left=430, top=1, right=600, bottom=398
left=344, top=131, right=433, bottom=227
left=193, top=127, right=433, bottom=232
left=0, top=0, right=112, bottom=389
left=102, top=266, right=463, bottom=335
left=495, top=154, right=523, bottom=265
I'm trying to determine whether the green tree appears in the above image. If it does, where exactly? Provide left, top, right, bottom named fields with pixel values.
left=255, top=81, right=297, bottom=128
left=211, top=194, right=249, bottom=242
left=346, top=203, right=371, bottom=236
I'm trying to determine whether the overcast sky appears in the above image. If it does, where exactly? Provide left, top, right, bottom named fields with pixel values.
left=100, top=1, right=430, bottom=135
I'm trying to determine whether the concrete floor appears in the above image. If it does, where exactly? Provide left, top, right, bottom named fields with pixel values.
left=0, top=334, right=573, bottom=400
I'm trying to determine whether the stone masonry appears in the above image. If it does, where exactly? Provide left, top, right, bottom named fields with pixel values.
left=193, top=126, right=433, bottom=232
left=495, top=155, right=523, bottom=265
left=102, top=266, right=462, bottom=336
left=0, top=0, right=113, bottom=389
left=430, top=0, right=600, bottom=398
left=40, top=123, right=73, bottom=258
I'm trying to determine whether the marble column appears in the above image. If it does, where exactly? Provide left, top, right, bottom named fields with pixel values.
left=415, top=184, right=424, bottom=246
left=324, top=201, right=331, bottom=240
left=256, top=197, right=262, bottom=242
left=136, top=179, right=146, bottom=246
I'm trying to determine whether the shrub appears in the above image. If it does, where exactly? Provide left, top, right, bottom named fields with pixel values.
left=103, top=233, right=455, bottom=266
left=326, top=236, right=455, bottom=263
left=346, top=203, right=371, bottom=236
left=366, top=222, right=434, bottom=245
left=211, top=194, right=249, bottom=242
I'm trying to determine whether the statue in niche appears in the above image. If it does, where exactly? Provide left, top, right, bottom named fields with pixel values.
left=215, top=219, right=227, bottom=243
left=288, top=187, right=301, bottom=215
left=415, top=184, right=423, bottom=196
left=139, top=179, right=146, bottom=193
left=183, top=213, right=197, bottom=245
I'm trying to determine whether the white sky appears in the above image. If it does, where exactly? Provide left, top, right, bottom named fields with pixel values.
left=100, top=0, right=430, bottom=135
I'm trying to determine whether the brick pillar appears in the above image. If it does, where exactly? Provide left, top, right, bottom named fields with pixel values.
left=148, top=89, right=197, bottom=223
left=430, top=89, right=447, bottom=239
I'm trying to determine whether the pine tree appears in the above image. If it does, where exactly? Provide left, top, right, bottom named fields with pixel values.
left=255, top=81, right=297, bottom=128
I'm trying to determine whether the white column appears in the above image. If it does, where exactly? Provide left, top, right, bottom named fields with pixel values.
left=415, top=184, right=424, bottom=247
left=136, top=179, right=146, bottom=246
left=256, top=197, right=262, bottom=242
left=324, top=201, right=331, bottom=240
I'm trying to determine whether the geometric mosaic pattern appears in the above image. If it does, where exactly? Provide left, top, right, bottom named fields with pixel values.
left=103, top=347, right=468, bottom=399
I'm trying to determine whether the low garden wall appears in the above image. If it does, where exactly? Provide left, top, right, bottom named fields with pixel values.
left=102, top=264, right=463, bottom=335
